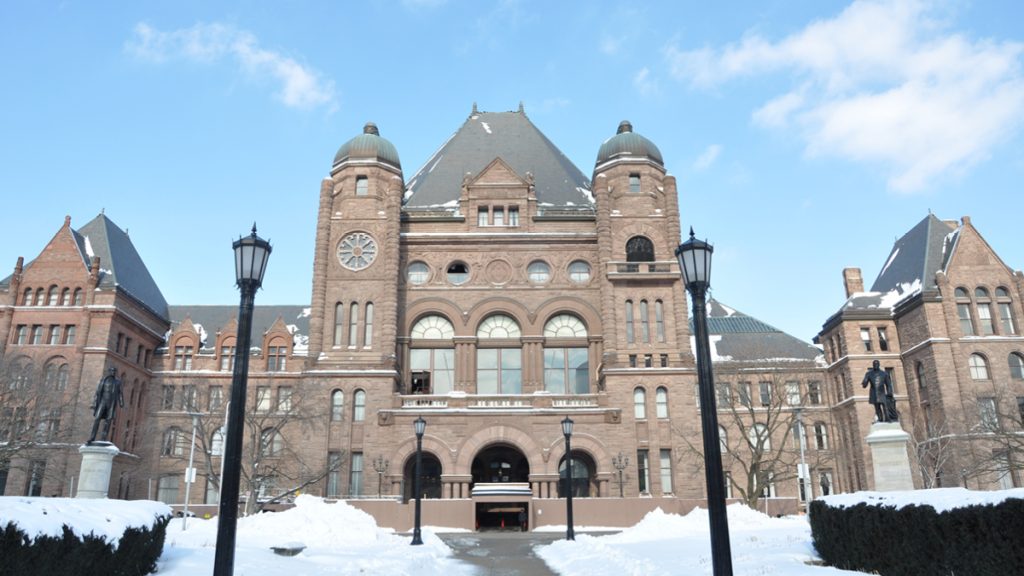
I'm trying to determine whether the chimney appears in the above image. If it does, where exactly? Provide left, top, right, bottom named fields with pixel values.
left=843, top=268, right=864, bottom=298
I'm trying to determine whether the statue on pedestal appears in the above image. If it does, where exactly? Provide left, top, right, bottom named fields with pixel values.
left=87, top=367, right=124, bottom=444
left=861, top=360, right=899, bottom=423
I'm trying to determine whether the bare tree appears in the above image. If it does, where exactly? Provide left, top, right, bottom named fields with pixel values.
left=163, top=378, right=344, bottom=514
left=676, top=366, right=833, bottom=509
left=953, top=393, right=1024, bottom=488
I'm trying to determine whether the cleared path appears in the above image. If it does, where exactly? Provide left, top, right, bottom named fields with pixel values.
left=438, top=531, right=563, bottom=576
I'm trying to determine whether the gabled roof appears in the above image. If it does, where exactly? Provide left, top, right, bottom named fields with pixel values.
left=72, top=214, right=170, bottom=320
left=402, top=108, right=593, bottom=210
left=699, top=300, right=822, bottom=364
left=168, top=305, right=311, bottom=352
left=839, top=214, right=960, bottom=313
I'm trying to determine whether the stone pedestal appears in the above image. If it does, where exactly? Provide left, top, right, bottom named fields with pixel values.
left=77, top=442, right=119, bottom=498
left=866, top=422, right=914, bottom=491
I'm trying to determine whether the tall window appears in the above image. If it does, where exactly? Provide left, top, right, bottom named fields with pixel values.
left=14, top=325, right=26, bottom=345
left=72, top=288, right=83, bottom=306
left=996, top=287, right=1016, bottom=335
left=956, top=288, right=975, bottom=335
left=331, top=390, right=344, bottom=421
left=814, top=422, right=829, bottom=450
left=717, top=382, right=732, bottom=407
left=543, top=314, right=589, bottom=394
left=31, top=325, right=42, bottom=345
left=277, top=387, right=293, bottom=412
left=327, top=452, right=342, bottom=497
left=968, top=354, right=989, bottom=380
left=355, top=176, right=368, bottom=196
left=364, top=302, right=374, bottom=347
left=256, top=386, right=271, bottom=412
left=749, top=423, right=771, bottom=451
left=47, top=286, right=59, bottom=306
left=625, top=236, right=654, bottom=262
left=759, top=381, right=772, bottom=406
left=493, top=207, right=505, bottom=226
left=348, top=303, right=359, bottom=346
left=266, top=345, right=287, bottom=371
left=976, top=288, right=995, bottom=335
left=508, top=206, right=519, bottom=226
left=210, top=429, right=224, bottom=456
left=477, top=348, right=522, bottom=395
left=161, top=386, right=174, bottom=410
left=60, top=288, right=70, bottom=306
left=157, top=476, right=178, bottom=504
left=877, top=328, right=889, bottom=351
left=639, top=300, right=650, bottom=343
left=410, top=315, right=456, bottom=395
left=978, top=397, right=998, bottom=430
left=208, top=386, right=224, bottom=412
left=349, top=453, right=364, bottom=496
left=786, top=382, right=801, bottom=406
left=625, top=300, right=635, bottom=343
left=916, top=362, right=929, bottom=403
left=478, top=207, right=488, bottom=226
left=860, top=328, right=872, bottom=352
left=636, top=449, right=650, bottom=493
left=655, top=300, right=665, bottom=342
left=353, top=390, right=366, bottom=421
left=633, top=387, right=647, bottom=419
left=220, top=345, right=235, bottom=371
left=181, top=385, right=197, bottom=411
left=659, top=449, right=673, bottom=494
left=1009, top=353, right=1024, bottom=380
left=655, top=387, right=669, bottom=418
left=63, top=325, right=76, bottom=345
left=56, top=364, right=69, bottom=390
left=260, top=429, right=283, bottom=457
left=47, top=325, right=60, bottom=345
left=22, top=288, right=33, bottom=306
left=334, top=303, right=345, bottom=346
left=162, top=427, right=184, bottom=456
left=738, top=382, right=752, bottom=407
left=808, top=381, right=822, bottom=405
left=629, top=173, right=641, bottom=193
left=174, top=345, right=194, bottom=371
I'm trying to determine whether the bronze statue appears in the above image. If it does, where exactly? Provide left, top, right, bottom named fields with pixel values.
left=88, top=367, right=124, bottom=444
left=861, top=360, right=898, bottom=422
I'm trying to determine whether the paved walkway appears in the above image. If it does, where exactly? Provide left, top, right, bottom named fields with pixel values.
left=438, top=531, right=564, bottom=576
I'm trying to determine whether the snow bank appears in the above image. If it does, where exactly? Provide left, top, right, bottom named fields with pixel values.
left=0, top=497, right=170, bottom=548
left=820, top=487, right=1024, bottom=513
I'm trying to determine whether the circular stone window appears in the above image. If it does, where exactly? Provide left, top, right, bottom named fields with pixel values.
left=337, top=232, right=378, bottom=271
left=568, top=260, right=592, bottom=284
left=406, top=261, right=430, bottom=285
left=446, top=262, right=470, bottom=285
left=527, top=260, right=551, bottom=284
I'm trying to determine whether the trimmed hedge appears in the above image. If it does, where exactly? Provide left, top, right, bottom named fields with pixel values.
left=809, top=497, right=1024, bottom=576
left=0, top=515, right=168, bottom=576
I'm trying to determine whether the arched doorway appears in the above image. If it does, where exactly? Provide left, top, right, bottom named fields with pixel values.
left=471, top=444, right=530, bottom=486
left=558, top=450, right=596, bottom=497
left=403, top=452, right=442, bottom=502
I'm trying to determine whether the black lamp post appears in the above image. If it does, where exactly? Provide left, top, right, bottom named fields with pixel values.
left=411, top=416, right=426, bottom=545
left=214, top=225, right=271, bottom=576
left=561, top=416, right=575, bottom=541
left=676, top=228, right=733, bottom=576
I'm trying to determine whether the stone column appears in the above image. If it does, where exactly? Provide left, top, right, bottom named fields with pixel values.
left=865, top=422, right=915, bottom=491
left=77, top=442, right=119, bottom=498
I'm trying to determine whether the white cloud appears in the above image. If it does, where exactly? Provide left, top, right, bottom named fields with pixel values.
left=664, top=0, right=1024, bottom=192
left=126, top=22, right=336, bottom=111
left=693, top=144, right=722, bottom=171
left=600, top=35, right=622, bottom=55
left=633, top=67, right=658, bottom=96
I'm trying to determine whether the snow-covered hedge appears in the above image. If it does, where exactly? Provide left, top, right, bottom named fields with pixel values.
left=0, top=497, right=171, bottom=576
left=809, top=488, right=1024, bottom=576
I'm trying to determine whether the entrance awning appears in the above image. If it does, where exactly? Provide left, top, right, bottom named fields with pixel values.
left=471, top=482, right=532, bottom=497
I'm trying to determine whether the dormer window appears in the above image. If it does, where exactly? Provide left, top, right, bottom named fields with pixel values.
left=355, top=176, right=368, bottom=196
left=477, top=205, right=519, bottom=227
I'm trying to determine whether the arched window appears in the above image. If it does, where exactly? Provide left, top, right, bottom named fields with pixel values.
left=260, top=428, right=283, bottom=457
left=955, top=288, right=974, bottom=335
left=47, top=286, right=59, bottom=306
left=634, top=387, right=647, bottom=419
left=626, top=236, right=655, bottom=262
left=44, top=361, right=60, bottom=387
left=975, top=287, right=994, bottom=335
left=558, top=451, right=595, bottom=498
left=968, top=354, right=989, bottom=380
left=655, top=386, right=668, bottom=418
left=749, top=423, right=771, bottom=451
left=477, top=315, right=522, bottom=394
left=916, top=362, right=929, bottom=402
left=639, top=300, right=650, bottom=343
left=23, top=288, right=33, bottom=306
left=1009, top=353, right=1024, bottom=380
left=364, top=302, right=374, bottom=347
left=718, top=426, right=729, bottom=453
left=410, top=315, right=455, bottom=395
left=60, top=288, right=70, bottom=306
left=348, top=302, right=359, bottom=346
left=331, top=390, right=344, bottom=421
left=72, top=288, right=83, bottom=306
left=57, top=364, right=69, bottom=390
left=543, top=314, right=589, bottom=394
left=655, top=300, right=665, bottom=342
left=353, top=390, right=366, bottom=421
left=35, top=288, right=44, bottom=306
left=814, top=422, right=829, bottom=450
left=996, top=287, right=1016, bottom=335
left=211, top=428, right=225, bottom=456
left=333, top=303, right=344, bottom=346
left=162, top=427, right=184, bottom=456
left=625, top=300, right=635, bottom=343
left=265, top=338, right=287, bottom=372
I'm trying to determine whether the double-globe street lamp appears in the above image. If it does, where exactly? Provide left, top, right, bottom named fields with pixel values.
left=411, top=416, right=426, bottom=546
left=562, top=416, right=575, bottom=541
left=214, top=225, right=272, bottom=576
left=676, top=229, right=733, bottom=576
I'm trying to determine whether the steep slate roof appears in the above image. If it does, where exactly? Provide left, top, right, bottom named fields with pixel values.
left=71, top=214, right=170, bottom=320
left=700, top=299, right=822, bottom=364
left=403, top=108, right=593, bottom=209
left=168, top=305, right=310, bottom=351
left=841, top=214, right=960, bottom=313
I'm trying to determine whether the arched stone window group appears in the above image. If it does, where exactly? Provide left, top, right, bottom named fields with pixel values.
left=955, top=286, right=1017, bottom=337
left=633, top=385, right=670, bottom=420
left=333, top=301, right=375, bottom=348
left=329, top=388, right=366, bottom=422
left=21, top=286, right=83, bottom=307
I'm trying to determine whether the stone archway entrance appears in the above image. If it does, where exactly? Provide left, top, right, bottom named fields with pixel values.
left=471, top=444, right=531, bottom=531
left=471, top=444, right=530, bottom=486
left=403, top=452, right=442, bottom=502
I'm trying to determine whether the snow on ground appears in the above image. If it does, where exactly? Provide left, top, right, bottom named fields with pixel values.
left=821, top=487, right=1024, bottom=513
left=159, top=495, right=474, bottom=576
left=0, top=496, right=170, bottom=548
left=536, top=504, right=866, bottom=576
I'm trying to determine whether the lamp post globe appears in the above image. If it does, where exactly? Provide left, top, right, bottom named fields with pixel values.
left=561, top=416, right=575, bottom=541
left=214, top=225, right=271, bottom=576
left=411, top=417, right=426, bottom=545
left=676, top=228, right=733, bottom=576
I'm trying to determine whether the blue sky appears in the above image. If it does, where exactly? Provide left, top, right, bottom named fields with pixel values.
left=1, top=0, right=1022, bottom=343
